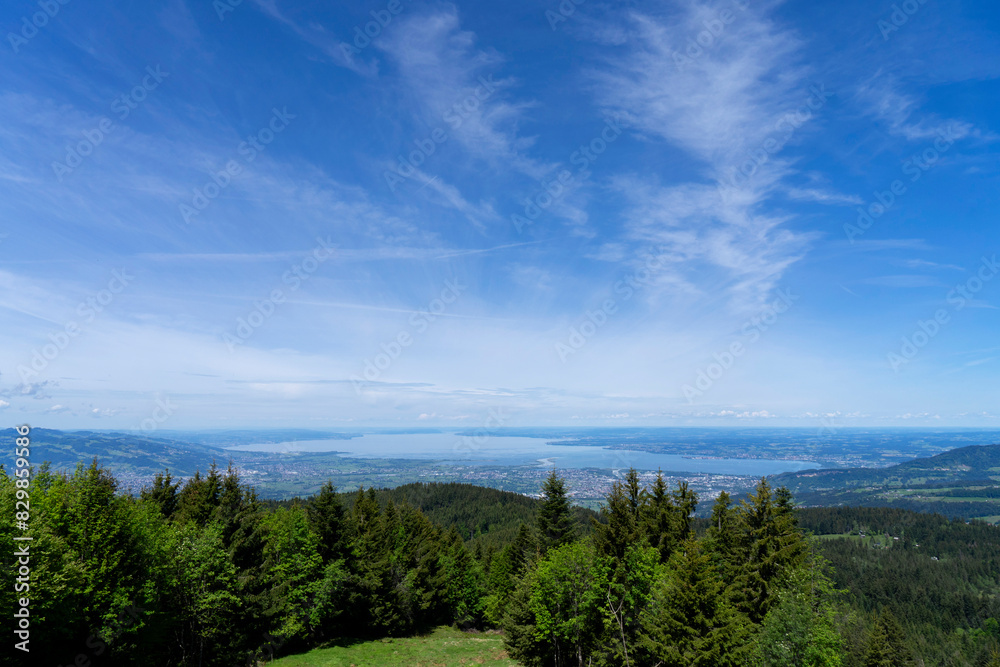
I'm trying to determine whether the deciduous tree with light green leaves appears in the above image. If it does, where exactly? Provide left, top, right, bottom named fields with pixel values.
left=503, top=540, right=602, bottom=667
left=593, top=543, right=661, bottom=667
left=751, top=554, right=844, bottom=667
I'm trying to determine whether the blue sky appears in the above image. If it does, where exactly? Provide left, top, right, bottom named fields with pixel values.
left=1, top=0, right=998, bottom=430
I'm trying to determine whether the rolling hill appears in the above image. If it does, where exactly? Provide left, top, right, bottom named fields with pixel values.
left=773, top=443, right=1000, bottom=522
left=0, top=427, right=225, bottom=477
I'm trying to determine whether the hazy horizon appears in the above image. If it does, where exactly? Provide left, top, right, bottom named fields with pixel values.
left=21, top=425, right=1000, bottom=433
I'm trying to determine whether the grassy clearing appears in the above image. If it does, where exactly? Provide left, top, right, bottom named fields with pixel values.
left=974, top=515, right=1000, bottom=524
left=810, top=533, right=899, bottom=548
left=811, top=533, right=860, bottom=541
left=269, top=626, right=520, bottom=667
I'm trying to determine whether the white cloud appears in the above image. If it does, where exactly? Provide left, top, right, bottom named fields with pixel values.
left=857, top=76, right=976, bottom=142
left=378, top=8, right=551, bottom=179
left=716, top=409, right=776, bottom=419
left=592, top=2, right=819, bottom=306
left=250, top=0, right=377, bottom=76
left=786, top=187, right=864, bottom=206
left=613, top=175, right=814, bottom=305
left=90, top=406, right=122, bottom=418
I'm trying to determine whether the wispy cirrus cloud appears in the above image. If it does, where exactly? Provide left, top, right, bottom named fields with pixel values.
left=856, top=74, right=977, bottom=142
left=612, top=175, right=812, bottom=302
left=785, top=187, right=864, bottom=206
left=899, top=258, right=963, bottom=271
left=138, top=242, right=535, bottom=263
left=592, top=1, right=819, bottom=305
left=250, top=0, right=378, bottom=76
left=377, top=8, right=551, bottom=179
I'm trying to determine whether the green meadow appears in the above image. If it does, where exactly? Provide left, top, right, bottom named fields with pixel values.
left=269, top=627, right=518, bottom=667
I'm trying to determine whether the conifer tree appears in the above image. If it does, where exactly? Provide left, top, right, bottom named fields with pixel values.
left=486, top=546, right=518, bottom=623
left=705, top=491, right=738, bottom=578
left=212, top=464, right=270, bottom=656
left=671, top=480, right=698, bottom=541
left=485, top=521, right=538, bottom=623
left=978, top=649, right=1000, bottom=667
left=502, top=570, right=551, bottom=667
left=142, top=469, right=180, bottom=519
left=863, top=619, right=895, bottom=667
left=353, top=487, right=381, bottom=535
left=640, top=471, right=676, bottom=563
left=733, top=478, right=807, bottom=623
left=537, top=470, right=576, bottom=553
left=638, top=539, right=748, bottom=667
left=864, top=609, right=913, bottom=666
left=594, top=469, right=643, bottom=562
left=441, top=528, right=484, bottom=628
left=307, top=480, right=347, bottom=563
left=512, top=522, right=536, bottom=568
left=174, top=461, right=224, bottom=527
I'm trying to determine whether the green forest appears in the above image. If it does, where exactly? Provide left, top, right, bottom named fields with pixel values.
left=3, top=461, right=1000, bottom=666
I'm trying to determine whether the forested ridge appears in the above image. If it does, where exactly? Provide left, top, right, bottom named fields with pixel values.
left=774, top=443, right=1000, bottom=521
left=2, top=462, right=1000, bottom=666
left=264, top=481, right=600, bottom=549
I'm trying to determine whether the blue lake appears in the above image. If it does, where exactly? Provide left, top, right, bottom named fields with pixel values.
left=226, top=432, right=820, bottom=476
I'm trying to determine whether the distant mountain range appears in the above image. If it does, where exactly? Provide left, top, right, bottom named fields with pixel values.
left=0, top=428, right=364, bottom=475
left=0, top=428, right=225, bottom=476
left=774, top=443, right=1000, bottom=521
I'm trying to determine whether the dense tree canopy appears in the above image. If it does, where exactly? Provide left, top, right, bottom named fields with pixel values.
left=1, top=463, right=997, bottom=666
